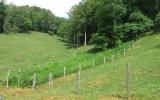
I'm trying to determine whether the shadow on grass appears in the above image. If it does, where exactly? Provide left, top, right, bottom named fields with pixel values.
left=57, top=38, right=75, bottom=49
left=87, top=47, right=103, bottom=54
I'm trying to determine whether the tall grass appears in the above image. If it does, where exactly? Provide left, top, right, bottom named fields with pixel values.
left=3, top=40, right=135, bottom=87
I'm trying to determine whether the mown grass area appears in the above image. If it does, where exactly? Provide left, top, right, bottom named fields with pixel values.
left=0, top=33, right=159, bottom=100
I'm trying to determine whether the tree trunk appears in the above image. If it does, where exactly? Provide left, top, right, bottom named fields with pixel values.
left=84, top=27, right=87, bottom=46
left=156, top=0, right=158, bottom=10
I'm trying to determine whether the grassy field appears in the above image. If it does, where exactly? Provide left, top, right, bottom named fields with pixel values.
left=0, top=31, right=77, bottom=68
left=0, top=31, right=90, bottom=81
left=0, top=33, right=159, bottom=100
left=0, top=31, right=133, bottom=86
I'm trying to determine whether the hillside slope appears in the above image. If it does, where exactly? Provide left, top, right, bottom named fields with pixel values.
left=0, top=32, right=85, bottom=68
left=0, top=33, right=159, bottom=100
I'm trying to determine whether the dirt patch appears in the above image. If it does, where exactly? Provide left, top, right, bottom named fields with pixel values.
left=39, top=95, right=85, bottom=100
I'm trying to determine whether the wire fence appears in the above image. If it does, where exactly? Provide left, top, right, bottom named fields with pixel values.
left=0, top=39, right=141, bottom=91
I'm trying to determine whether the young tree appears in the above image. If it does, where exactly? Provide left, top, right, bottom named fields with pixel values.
left=0, top=0, right=6, bottom=33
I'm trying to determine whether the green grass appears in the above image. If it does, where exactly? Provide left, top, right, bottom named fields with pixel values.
left=0, top=32, right=159, bottom=100
left=0, top=31, right=76, bottom=68
left=0, top=31, right=134, bottom=86
left=1, top=35, right=135, bottom=86
left=0, top=31, right=80, bottom=81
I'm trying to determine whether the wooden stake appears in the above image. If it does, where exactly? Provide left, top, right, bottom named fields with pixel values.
left=92, top=59, right=95, bottom=67
left=84, top=27, right=87, bottom=46
left=77, top=70, right=80, bottom=95
left=18, top=68, right=21, bottom=88
left=129, top=45, right=131, bottom=52
left=48, top=72, right=53, bottom=86
left=6, top=68, right=10, bottom=89
left=126, top=64, right=131, bottom=98
left=32, top=73, right=36, bottom=90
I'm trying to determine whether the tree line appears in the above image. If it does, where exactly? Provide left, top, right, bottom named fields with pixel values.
left=0, top=1, right=64, bottom=34
left=0, top=0, right=160, bottom=50
left=58, top=0, right=160, bottom=50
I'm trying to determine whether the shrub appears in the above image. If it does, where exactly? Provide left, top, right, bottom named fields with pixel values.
left=122, top=11, right=154, bottom=40
left=90, top=33, right=109, bottom=50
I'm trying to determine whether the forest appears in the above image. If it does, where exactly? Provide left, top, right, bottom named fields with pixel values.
left=0, top=0, right=160, bottom=50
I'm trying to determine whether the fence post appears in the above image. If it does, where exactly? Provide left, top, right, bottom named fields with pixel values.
left=126, top=63, right=131, bottom=98
left=104, top=57, right=106, bottom=63
left=48, top=72, right=53, bottom=86
left=6, top=68, right=10, bottom=89
left=18, top=68, right=21, bottom=88
left=129, top=45, right=131, bottom=52
left=32, top=73, right=36, bottom=90
left=124, top=48, right=126, bottom=55
left=64, top=67, right=66, bottom=77
left=76, top=69, right=80, bottom=95
left=92, top=59, right=95, bottom=68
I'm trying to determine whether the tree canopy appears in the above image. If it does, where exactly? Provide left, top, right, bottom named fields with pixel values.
left=58, top=0, right=159, bottom=50
left=0, top=0, right=159, bottom=50
left=0, top=0, right=6, bottom=33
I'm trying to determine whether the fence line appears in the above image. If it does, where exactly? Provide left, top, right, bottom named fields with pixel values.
left=0, top=40, right=137, bottom=91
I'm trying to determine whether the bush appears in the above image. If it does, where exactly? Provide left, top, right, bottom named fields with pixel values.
left=122, top=11, right=154, bottom=41
left=90, top=33, right=109, bottom=50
